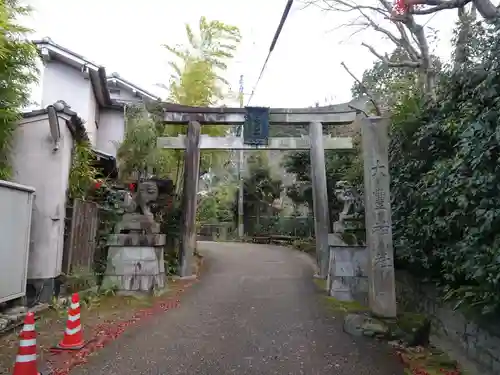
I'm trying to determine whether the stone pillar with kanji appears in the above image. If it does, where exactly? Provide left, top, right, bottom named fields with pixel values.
left=361, top=116, right=397, bottom=318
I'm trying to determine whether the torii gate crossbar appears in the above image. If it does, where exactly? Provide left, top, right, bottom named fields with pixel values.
left=156, top=98, right=397, bottom=318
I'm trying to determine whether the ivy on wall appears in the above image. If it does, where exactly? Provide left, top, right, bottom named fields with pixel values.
left=390, top=21, right=500, bottom=314
left=68, top=140, right=99, bottom=200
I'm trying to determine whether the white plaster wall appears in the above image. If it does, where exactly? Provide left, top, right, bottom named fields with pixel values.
left=96, top=109, right=125, bottom=157
left=23, top=56, right=45, bottom=112
left=11, top=114, right=74, bottom=279
left=41, top=61, right=97, bottom=146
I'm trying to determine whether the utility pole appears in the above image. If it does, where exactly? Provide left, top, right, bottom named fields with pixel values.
left=237, top=74, right=245, bottom=238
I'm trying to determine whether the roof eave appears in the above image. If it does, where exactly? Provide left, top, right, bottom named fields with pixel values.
left=34, top=38, right=111, bottom=107
left=21, top=104, right=88, bottom=142
left=33, top=39, right=101, bottom=72
left=107, top=76, right=160, bottom=101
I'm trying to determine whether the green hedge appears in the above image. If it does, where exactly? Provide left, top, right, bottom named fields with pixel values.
left=390, top=21, right=500, bottom=314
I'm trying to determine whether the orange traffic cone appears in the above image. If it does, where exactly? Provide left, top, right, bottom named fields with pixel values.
left=12, top=312, right=42, bottom=375
left=52, top=293, right=87, bottom=350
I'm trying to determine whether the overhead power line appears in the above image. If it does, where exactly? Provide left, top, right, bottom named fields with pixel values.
left=246, top=0, right=294, bottom=106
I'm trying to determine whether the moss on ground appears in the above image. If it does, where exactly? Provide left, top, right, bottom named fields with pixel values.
left=318, top=295, right=461, bottom=373
left=313, top=278, right=327, bottom=291
left=397, top=312, right=429, bottom=334
left=322, top=295, right=370, bottom=313
left=397, top=345, right=461, bottom=374
left=291, top=239, right=316, bottom=253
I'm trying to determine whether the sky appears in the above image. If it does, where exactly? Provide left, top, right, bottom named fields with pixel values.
left=23, top=0, right=459, bottom=108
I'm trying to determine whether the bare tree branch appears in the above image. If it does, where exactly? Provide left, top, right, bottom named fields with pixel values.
left=472, top=0, right=500, bottom=21
left=321, top=0, right=389, bottom=16
left=357, top=8, right=402, bottom=45
left=361, top=42, right=421, bottom=67
left=410, top=0, right=473, bottom=14
left=393, top=21, right=421, bottom=60
left=341, top=61, right=382, bottom=115
left=454, top=4, right=477, bottom=68
left=306, top=0, right=437, bottom=93
left=320, top=0, right=429, bottom=70
left=386, top=0, right=497, bottom=22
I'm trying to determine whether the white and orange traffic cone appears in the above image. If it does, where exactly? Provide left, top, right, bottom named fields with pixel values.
left=52, top=293, right=87, bottom=351
left=12, top=312, right=42, bottom=375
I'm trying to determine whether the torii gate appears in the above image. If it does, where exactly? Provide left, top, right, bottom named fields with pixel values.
left=156, top=100, right=397, bottom=318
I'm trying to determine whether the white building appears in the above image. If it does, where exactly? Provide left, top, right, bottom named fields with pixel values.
left=13, top=37, right=160, bottom=302
left=29, top=37, right=160, bottom=156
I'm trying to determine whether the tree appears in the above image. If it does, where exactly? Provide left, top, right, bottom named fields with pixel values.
left=392, top=0, right=498, bottom=22
left=197, top=184, right=236, bottom=224
left=0, top=0, right=38, bottom=179
left=307, top=1, right=483, bottom=99
left=119, top=18, right=242, bottom=189
left=238, top=152, right=283, bottom=234
left=282, top=151, right=313, bottom=208
left=306, top=0, right=438, bottom=95
left=380, top=19, right=500, bottom=313
left=116, top=105, right=176, bottom=182
left=160, top=17, right=242, bottom=192
left=164, top=16, right=241, bottom=106
left=283, top=148, right=361, bottom=225
left=351, top=48, right=442, bottom=114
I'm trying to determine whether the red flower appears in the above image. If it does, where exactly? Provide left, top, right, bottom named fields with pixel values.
left=392, top=0, right=424, bottom=15
left=94, top=181, right=103, bottom=189
left=394, top=0, right=407, bottom=13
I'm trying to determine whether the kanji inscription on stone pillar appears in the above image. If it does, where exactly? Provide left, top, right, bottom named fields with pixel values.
left=361, top=116, right=397, bottom=318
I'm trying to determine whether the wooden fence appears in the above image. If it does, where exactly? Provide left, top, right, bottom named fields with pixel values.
left=61, top=199, right=99, bottom=275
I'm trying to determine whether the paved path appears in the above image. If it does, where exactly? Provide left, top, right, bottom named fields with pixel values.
left=74, top=242, right=403, bottom=375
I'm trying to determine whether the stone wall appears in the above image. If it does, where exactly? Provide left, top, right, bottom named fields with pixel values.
left=396, top=271, right=500, bottom=374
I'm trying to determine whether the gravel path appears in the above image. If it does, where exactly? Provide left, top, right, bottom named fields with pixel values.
left=73, top=242, right=403, bottom=375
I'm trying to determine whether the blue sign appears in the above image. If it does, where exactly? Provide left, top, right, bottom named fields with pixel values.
left=243, top=107, right=270, bottom=146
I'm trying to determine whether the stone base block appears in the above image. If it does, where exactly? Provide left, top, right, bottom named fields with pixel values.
left=103, top=246, right=165, bottom=292
left=107, top=233, right=166, bottom=247
left=329, top=246, right=369, bottom=305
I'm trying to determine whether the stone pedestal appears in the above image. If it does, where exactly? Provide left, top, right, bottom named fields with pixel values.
left=329, top=245, right=369, bottom=305
left=103, top=233, right=166, bottom=293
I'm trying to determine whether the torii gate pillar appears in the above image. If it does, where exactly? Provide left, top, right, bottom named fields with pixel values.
left=309, top=121, right=330, bottom=279
left=179, top=120, right=201, bottom=278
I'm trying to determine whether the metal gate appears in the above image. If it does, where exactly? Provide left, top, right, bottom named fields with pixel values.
left=61, top=199, right=99, bottom=275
